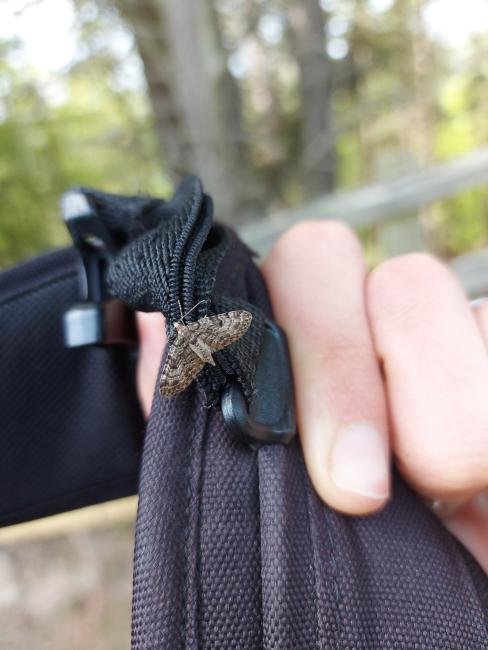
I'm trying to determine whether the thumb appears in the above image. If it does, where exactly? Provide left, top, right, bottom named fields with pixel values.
left=135, top=312, right=166, bottom=418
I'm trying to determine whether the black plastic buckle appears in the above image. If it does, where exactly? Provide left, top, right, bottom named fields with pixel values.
left=221, top=319, right=296, bottom=445
left=61, top=189, right=136, bottom=348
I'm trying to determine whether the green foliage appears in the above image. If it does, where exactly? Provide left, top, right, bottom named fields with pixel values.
left=429, top=189, right=488, bottom=258
left=0, top=35, right=169, bottom=267
left=1, top=1, right=487, bottom=267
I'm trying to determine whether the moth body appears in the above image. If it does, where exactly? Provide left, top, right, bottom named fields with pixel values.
left=189, top=338, right=216, bottom=366
left=160, top=309, right=252, bottom=397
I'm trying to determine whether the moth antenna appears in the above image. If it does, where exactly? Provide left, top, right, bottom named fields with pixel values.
left=178, top=299, right=185, bottom=324
left=180, top=299, right=206, bottom=322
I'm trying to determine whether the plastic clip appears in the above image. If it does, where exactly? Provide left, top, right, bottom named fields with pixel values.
left=221, top=319, right=296, bottom=446
left=61, top=190, right=136, bottom=348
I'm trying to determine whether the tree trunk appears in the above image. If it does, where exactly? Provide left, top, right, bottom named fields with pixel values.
left=117, top=0, right=253, bottom=222
left=287, top=0, right=335, bottom=196
left=116, top=0, right=184, bottom=175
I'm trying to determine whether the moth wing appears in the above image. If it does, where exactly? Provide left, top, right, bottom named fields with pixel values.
left=196, top=310, right=252, bottom=353
left=159, top=330, right=204, bottom=397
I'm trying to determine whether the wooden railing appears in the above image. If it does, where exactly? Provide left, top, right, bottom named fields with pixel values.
left=238, top=147, right=488, bottom=296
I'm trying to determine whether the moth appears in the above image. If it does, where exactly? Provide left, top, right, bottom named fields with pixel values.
left=159, top=306, right=252, bottom=397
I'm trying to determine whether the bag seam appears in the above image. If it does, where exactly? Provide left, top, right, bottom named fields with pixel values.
left=0, top=272, right=77, bottom=308
left=305, top=481, right=343, bottom=648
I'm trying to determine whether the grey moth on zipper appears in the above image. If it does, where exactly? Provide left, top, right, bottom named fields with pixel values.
left=159, top=310, right=252, bottom=397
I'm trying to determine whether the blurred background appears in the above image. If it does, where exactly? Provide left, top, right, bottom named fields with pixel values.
left=0, top=0, right=487, bottom=648
left=1, top=0, right=488, bottom=266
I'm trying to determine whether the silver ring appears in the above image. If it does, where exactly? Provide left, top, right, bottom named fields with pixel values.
left=469, top=297, right=488, bottom=310
left=428, top=499, right=463, bottom=518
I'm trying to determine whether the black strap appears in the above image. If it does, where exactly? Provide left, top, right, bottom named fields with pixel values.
left=0, top=247, right=143, bottom=526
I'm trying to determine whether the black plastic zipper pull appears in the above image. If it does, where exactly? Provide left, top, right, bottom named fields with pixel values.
left=221, top=319, right=296, bottom=445
left=61, top=189, right=137, bottom=348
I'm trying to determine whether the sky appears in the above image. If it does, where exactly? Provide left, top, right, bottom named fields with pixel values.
left=0, top=0, right=487, bottom=77
left=0, top=0, right=78, bottom=73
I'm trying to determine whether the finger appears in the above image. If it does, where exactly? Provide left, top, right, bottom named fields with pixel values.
left=367, top=254, right=488, bottom=502
left=427, top=299, right=488, bottom=519
left=136, top=312, right=166, bottom=418
left=262, top=221, right=390, bottom=515
left=422, top=296, right=488, bottom=572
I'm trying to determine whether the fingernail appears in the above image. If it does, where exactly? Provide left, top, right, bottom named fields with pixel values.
left=330, top=422, right=389, bottom=500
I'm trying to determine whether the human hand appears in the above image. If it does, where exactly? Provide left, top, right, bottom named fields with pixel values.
left=136, top=221, right=488, bottom=573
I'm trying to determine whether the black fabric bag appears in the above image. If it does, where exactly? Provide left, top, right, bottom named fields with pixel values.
left=0, top=247, right=143, bottom=526
left=1, top=176, right=487, bottom=648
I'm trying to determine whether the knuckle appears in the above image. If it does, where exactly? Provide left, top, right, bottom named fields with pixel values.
left=370, top=253, right=448, bottom=296
left=368, top=253, right=451, bottom=315
left=272, top=220, right=361, bottom=260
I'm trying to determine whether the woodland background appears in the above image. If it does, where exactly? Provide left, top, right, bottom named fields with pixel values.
left=1, top=0, right=488, bottom=267
left=0, top=1, right=488, bottom=648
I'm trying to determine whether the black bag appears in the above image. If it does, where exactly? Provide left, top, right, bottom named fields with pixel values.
left=0, top=246, right=143, bottom=526
left=1, top=176, right=487, bottom=648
